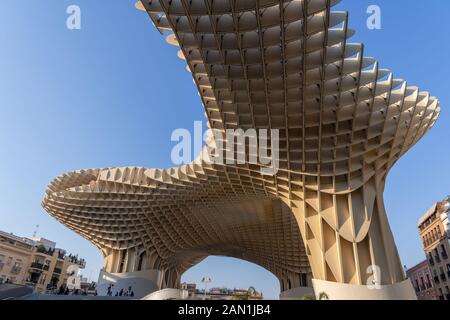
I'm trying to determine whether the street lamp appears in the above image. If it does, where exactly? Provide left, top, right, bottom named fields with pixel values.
left=201, top=277, right=211, bottom=300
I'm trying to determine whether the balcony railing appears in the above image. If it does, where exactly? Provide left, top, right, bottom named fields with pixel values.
left=53, top=267, right=62, bottom=274
left=30, top=262, right=51, bottom=271
left=30, top=262, right=44, bottom=270
left=442, top=252, right=448, bottom=260
left=36, top=246, right=55, bottom=256
left=435, top=256, right=441, bottom=263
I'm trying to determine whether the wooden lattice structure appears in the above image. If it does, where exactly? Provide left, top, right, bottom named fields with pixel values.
left=43, top=0, right=440, bottom=293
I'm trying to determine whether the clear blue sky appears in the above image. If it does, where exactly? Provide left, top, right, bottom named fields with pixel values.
left=0, top=0, right=448, bottom=299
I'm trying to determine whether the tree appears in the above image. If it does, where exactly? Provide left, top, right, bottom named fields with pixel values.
left=299, top=292, right=329, bottom=300
left=318, top=292, right=329, bottom=300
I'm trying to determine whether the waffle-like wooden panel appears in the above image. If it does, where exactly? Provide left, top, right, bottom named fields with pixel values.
left=43, top=0, right=439, bottom=290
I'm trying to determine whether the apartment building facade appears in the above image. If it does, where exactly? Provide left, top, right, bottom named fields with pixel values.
left=0, top=231, right=34, bottom=285
left=0, top=230, right=86, bottom=293
left=405, top=260, right=438, bottom=300
left=418, top=200, right=450, bottom=300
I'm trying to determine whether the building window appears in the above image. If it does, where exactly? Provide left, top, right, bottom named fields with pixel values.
left=434, top=270, right=440, bottom=283
left=426, top=274, right=432, bottom=288
left=429, top=253, right=435, bottom=265
left=438, top=288, right=444, bottom=300
left=414, top=279, right=420, bottom=292
left=440, top=267, right=446, bottom=281
left=11, top=261, right=22, bottom=275
left=435, top=248, right=441, bottom=262
left=441, top=244, right=448, bottom=259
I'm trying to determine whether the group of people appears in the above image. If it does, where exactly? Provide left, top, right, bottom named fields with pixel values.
left=106, top=284, right=134, bottom=297
left=55, top=284, right=97, bottom=296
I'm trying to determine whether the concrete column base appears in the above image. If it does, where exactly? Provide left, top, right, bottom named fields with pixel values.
left=279, top=286, right=315, bottom=300
left=311, top=279, right=417, bottom=300
left=142, top=288, right=189, bottom=300
left=97, top=269, right=162, bottom=298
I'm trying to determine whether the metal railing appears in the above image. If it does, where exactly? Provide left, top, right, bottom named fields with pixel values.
left=30, top=262, right=44, bottom=270
left=36, top=246, right=54, bottom=256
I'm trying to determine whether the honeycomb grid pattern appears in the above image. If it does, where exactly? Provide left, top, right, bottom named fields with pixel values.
left=42, top=0, right=440, bottom=291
